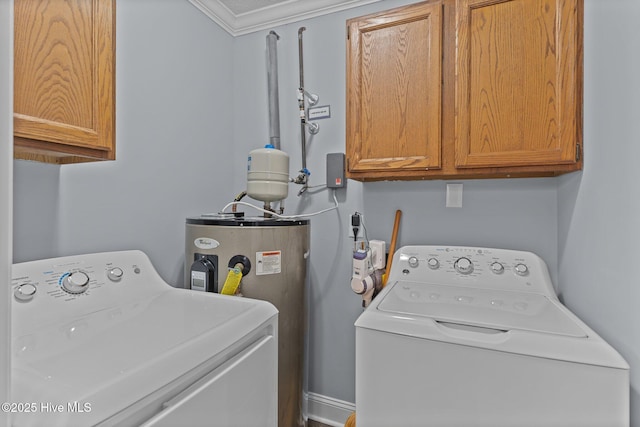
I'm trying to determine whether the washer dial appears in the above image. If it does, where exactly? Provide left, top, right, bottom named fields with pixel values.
left=514, top=263, right=529, bottom=277
left=14, top=283, right=37, bottom=302
left=491, top=262, right=505, bottom=274
left=408, top=257, right=419, bottom=268
left=62, top=271, right=90, bottom=294
left=427, top=258, right=440, bottom=270
left=454, top=257, right=474, bottom=275
left=107, top=267, right=124, bottom=282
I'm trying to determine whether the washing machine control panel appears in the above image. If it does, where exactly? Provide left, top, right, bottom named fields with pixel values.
left=11, top=250, right=170, bottom=334
left=390, top=246, right=556, bottom=297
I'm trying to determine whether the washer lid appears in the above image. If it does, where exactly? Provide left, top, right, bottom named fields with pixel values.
left=378, top=281, right=586, bottom=338
left=12, top=289, right=277, bottom=426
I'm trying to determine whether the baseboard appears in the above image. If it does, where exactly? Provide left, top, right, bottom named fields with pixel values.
left=307, top=392, right=355, bottom=427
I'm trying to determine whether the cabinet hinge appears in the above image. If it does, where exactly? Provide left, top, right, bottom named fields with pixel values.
left=576, top=143, right=581, bottom=161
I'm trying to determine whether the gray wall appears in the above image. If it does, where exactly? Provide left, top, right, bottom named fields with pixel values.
left=558, top=0, right=640, bottom=424
left=229, top=0, right=558, bottom=403
left=14, top=0, right=235, bottom=286
left=56, top=0, right=235, bottom=284
left=12, top=0, right=638, bottom=425
left=13, top=162, right=59, bottom=262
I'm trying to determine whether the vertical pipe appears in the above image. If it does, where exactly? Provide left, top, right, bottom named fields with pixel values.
left=298, top=27, right=308, bottom=174
left=266, top=31, right=281, bottom=150
left=298, top=27, right=305, bottom=91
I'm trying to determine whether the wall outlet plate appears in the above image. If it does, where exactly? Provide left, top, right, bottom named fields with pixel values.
left=446, top=183, right=463, bottom=208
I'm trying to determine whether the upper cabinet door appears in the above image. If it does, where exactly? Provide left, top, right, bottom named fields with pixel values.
left=347, top=1, right=443, bottom=174
left=455, top=0, right=582, bottom=168
left=14, top=0, right=115, bottom=164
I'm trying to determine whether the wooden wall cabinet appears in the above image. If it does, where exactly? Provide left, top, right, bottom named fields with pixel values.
left=13, top=0, right=115, bottom=164
left=346, top=0, right=583, bottom=181
left=346, top=2, right=443, bottom=175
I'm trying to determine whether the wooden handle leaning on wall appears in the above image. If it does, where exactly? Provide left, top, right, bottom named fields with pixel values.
left=382, top=210, right=402, bottom=288
left=344, top=411, right=356, bottom=427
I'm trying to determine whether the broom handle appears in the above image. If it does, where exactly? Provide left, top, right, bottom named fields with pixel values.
left=382, top=210, right=402, bottom=288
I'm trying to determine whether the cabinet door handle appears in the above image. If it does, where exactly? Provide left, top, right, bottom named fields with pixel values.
left=576, top=144, right=582, bottom=161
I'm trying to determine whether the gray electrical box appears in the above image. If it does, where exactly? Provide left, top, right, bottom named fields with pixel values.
left=326, top=153, right=346, bottom=188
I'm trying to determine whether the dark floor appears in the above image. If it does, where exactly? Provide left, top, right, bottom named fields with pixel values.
left=308, top=420, right=332, bottom=427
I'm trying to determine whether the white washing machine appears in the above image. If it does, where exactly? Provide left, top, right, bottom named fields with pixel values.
left=10, top=250, right=278, bottom=427
left=355, top=245, right=629, bottom=427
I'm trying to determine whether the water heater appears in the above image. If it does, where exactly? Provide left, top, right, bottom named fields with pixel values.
left=185, top=215, right=310, bottom=427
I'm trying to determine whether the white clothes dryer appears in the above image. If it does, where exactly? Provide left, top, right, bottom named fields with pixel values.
left=10, top=250, right=278, bottom=427
left=355, top=245, right=629, bottom=427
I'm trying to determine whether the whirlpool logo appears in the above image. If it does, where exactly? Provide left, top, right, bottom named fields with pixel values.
left=194, top=238, right=219, bottom=250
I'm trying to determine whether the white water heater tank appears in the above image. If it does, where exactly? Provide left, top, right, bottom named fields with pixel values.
left=247, top=144, right=289, bottom=202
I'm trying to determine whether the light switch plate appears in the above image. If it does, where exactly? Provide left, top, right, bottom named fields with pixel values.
left=446, top=183, right=463, bottom=208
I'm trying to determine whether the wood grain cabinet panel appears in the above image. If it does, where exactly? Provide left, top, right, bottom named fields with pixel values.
left=346, top=0, right=583, bottom=181
left=347, top=1, right=443, bottom=174
left=13, top=0, right=115, bottom=164
left=455, top=0, right=582, bottom=169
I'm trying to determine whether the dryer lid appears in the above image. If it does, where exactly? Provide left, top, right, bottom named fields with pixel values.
left=377, top=281, right=586, bottom=338
left=11, top=289, right=277, bottom=426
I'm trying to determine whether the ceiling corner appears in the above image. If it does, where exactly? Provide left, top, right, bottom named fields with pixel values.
left=188, top=0, right=383, bottom=36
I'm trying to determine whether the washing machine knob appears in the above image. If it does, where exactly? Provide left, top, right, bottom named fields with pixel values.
left=427, top=258, right=440, bottom=270
left=62, top=271, right=90, bottom=294
left=107, top=267, right=124, bottom=282
left=454, top=257, right=474, bottom=275
left=408, top=256, right=419, bottom=268
left=14, top=283, right=37, bottom=302
left=491, top=262, right=505, bottom=274
left=514, top=263, right=529, bottom=277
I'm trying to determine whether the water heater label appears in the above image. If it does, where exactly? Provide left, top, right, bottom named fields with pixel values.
left=194, top=237, right=219, bottom=250
left=256, top=251, right=281, bottom=276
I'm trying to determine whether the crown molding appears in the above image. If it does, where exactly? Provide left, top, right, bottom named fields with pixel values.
left=188, top=0, right=382, bottom=36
